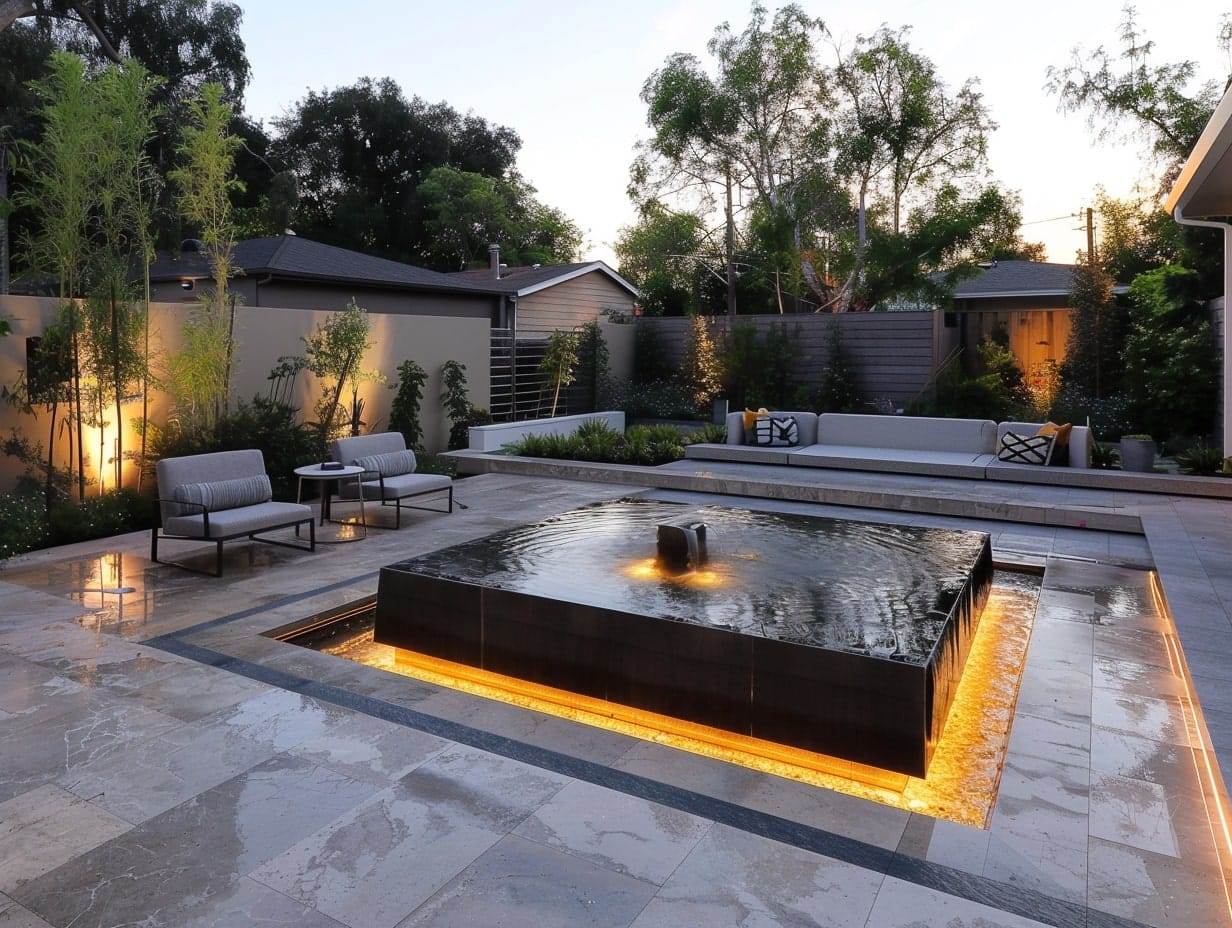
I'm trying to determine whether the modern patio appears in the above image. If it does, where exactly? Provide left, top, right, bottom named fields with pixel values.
left=1, top=462, right=1230, bottom=928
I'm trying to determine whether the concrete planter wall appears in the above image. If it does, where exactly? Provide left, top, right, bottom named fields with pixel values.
left=468, top=411, right=626, bottom=452
left=1120, top=438, right=1157, bottom=473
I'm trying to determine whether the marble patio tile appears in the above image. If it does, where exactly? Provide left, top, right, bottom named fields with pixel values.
left=981, top=831, right=1087, bottom=906
left=858, top=874, right=1053, bottom=928
left=394, top=744, right=571, bottom=835
left=0, top=664, right=85, bottom=718
left=16, top=753, right=377, bottom=928
left=1004, top=710, right=1092, bottom=769
left=741, top=775, right=911, bottom=853
left=627, top=823, right=882, bottom=927
left=456, top=699, right=645, bottom=769
left=190, top=687, right=346, bottom=753
left=1090, top=727, right=1203, bottom=792
left=513, top=778, right=711, bottom=885
left=612, top=740, right=767, bottom=806
left=921, top=818, right=990, bottom=873
left=1088, top=772, right=1179, bottom=858
left=1091, top=688, right=1189, bottom=747
left=54, top=712, right=282, bottom=823
left=0, top=695, right=183, bottom=804
left=1092, top=655, right=1187, bottom=700
left=0, top=895, right=55, bottom=928
left=114, top=661, right=275, bottom=722
left=42, top=647, right=192, bottom=695
left=1092, top=625, right=1172, bottom=670
left=1012, top=662, right=1092, bottom=726
left=989, top=754, right=1090, bottom=852
left=1086, top=835, right=1232, bottom=927
left=0, top=785, right=131, bottom=893
left=251, top=780, right=509, bottom=928
left=286, top=711, right=449, bottom=787
left=177, top=876, right=349, bottom=928
left=398, top=833, right=657, bottom=928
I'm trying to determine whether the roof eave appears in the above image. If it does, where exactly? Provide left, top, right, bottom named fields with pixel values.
left=514, top=262, right=639, bottom=298
left=1166, top=82, right=1232, bottom=220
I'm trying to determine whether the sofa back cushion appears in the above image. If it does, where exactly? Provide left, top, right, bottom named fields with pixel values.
left=156, top=449, right=269, bottom=522
left=353, top=449, right=417, bottom=478
left=725, top=411, right=818, bottom=446
left=818, top=413, right=998, bottom=453
left=172, top=474, right=273, bottom=515
left=330, top=432, right=407, bottom=466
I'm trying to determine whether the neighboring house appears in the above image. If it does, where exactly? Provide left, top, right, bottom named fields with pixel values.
left=148, top=236, right=636, bottom=422
left=944, top=260, right=1125, bottom=387
left=449, top=245, right=639, bottom=334
left=149, top=235, right=502, bottom=321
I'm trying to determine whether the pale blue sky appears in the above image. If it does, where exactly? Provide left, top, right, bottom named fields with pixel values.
left=238, top=1, right=1229, bottom=265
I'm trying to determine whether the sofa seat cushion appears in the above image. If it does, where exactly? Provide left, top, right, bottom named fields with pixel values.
left=172, top=474, right=272, bottom=515
left=816, top=413, right=998, bottom=454
left=354, top=449, right=417, bottom=477
left=339, top=472, right=452, bottom=501
left=788, top=444, right=994, bottom=477
left=163, top=500, right=311, bottom=539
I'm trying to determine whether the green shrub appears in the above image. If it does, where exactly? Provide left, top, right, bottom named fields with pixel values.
left=1175, top=441, right=1226, bottom=476
left=49, top=488, right=158, bottom=545
left=0, top=488, right=51, bottom=562
left=608, top=379, right=700, bottom=420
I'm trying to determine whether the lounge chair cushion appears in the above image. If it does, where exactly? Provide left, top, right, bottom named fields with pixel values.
left=172, top=474, right=272, bottom=515
left=354, top=449, right=417, bottom=478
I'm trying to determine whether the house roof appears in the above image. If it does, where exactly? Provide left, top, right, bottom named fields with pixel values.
left=950, top=260, right=1083, bottom=300
left=148, top=236, right=501, bottom=296
left=450, top=261, right=639, bottom=298
left=1166, top=82, right=1232, bottom=220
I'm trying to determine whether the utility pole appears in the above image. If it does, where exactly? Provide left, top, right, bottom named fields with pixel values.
left=1086, top=207, right=1095, bottom=266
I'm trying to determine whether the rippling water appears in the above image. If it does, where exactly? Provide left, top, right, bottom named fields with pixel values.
left=388, top=498, right=991, bottom=663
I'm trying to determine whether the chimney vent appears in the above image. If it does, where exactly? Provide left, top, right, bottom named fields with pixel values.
left=489, top=244, right=501, bottom=278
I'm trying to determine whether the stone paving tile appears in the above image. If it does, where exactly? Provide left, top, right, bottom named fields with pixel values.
left=982, top=832, right=1088, bottom=907
left=17, top=753, right=379, bottom=928
left=0, top=785, right=131, bottom=894
left=862, top=875, right=1053, bottom=927
left=0, top=894, right=55, bottom=928
left=513, top=779, right=712, bottom=884
left=397, top=833, right=658, bottom=928
left=1087, top=835, right=1232, bottom=927
left=628, top=823, right=883, bottom=927
left=177, top=876, right=350, bottom=928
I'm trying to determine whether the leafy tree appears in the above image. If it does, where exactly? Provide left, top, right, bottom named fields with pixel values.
left=635, top=5, right=1010, bottom=313
left=388, top=359, right=427, bottom=451
left=833, top=25, right=994, bottom=236
left=1046, top=7, right=1227, bottom=184
left=614, top=202, right=712, bottom=316
left=15, top=51, right=97, bottom=498
left=678, top=316, right=723, bottom=412
left=1060, top=263, right=1125, bottom=401
left=539, top=330, right=579, bottom=417
left=416, top=165, right=580, bottom=271
left=303, top=299, right=372, bottom=451
left=1123, top=265, right=1218, bottom=441
left=270, top=78, right=528, bottom=265
left=440, top=359, right=472, bottom=451
left=169, top=81, right=242, bottom=427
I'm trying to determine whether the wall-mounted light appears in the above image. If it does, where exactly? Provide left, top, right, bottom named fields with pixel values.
left=180, top=279, right=194, bottom=291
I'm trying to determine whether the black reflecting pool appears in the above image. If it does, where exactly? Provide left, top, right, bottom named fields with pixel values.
left=375, top=499, right=994, bottom=777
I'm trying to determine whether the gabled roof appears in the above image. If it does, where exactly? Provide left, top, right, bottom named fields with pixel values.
left=450, top=261, right=638, bottom=298
left=148, top=236, right=502, bottom=296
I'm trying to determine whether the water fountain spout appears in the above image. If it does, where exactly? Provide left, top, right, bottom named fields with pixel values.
left=657, top=520, right=708, bottom=573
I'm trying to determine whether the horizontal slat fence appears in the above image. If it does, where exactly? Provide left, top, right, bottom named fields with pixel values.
left=641, top=312, right=939, bottom=408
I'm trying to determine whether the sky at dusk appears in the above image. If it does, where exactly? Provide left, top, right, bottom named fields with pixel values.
left=238, top=1, right=1230, bottom=266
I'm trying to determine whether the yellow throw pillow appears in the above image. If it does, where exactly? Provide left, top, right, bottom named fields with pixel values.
left=1036, top=421, right=1072, bottom=447
left=742, top=408, right=759, bottom=431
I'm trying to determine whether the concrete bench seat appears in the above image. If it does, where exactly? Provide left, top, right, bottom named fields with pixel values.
left=788, top=443, right=994, bottom=478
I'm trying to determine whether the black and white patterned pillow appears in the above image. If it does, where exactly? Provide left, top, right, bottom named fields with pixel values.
left=753, top=416, right=799, bottom=447
left=997, top=432, right=1053, bottom=465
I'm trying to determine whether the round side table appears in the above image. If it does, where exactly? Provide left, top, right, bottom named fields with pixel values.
left=294, top=464, right=367, bottom=542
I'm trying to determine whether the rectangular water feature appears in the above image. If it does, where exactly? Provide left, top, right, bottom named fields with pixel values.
left=375, top=499, right=993, bottom=777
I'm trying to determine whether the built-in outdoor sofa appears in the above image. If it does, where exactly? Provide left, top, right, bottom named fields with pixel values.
left=684, top=411, right=1093, bottom=479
